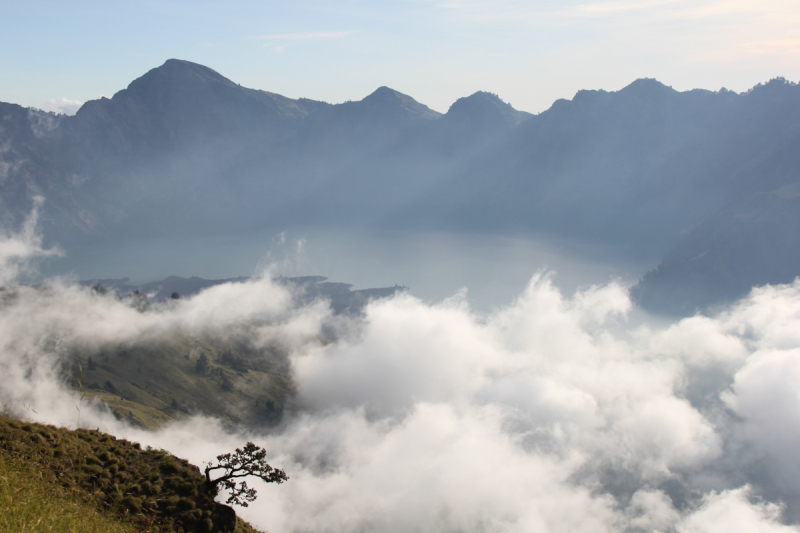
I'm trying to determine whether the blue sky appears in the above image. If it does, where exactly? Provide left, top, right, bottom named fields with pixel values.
left=3, top=0, right=799, bottom=114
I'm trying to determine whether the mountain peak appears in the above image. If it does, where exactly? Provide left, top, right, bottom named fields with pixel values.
left=443, top=91, right=531, bottom=127
left=363, top=86, right=403, bottom=101
left=67, top=59, right=326, bottom=155
left=123, top=59, right=237, bottom=98
left=356, top=86, right=441, bottom=121
left=619, top=78, right=676, bottom=98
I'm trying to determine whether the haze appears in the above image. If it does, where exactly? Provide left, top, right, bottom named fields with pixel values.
left=2, top=2, right=800, bottom=533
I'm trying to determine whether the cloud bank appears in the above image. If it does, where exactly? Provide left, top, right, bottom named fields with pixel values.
left=2, top=211, right=800, bottom=531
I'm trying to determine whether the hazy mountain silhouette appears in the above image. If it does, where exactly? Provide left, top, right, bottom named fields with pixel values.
left=420, top=78, right=800, bottom=252
left=443, top=91, right=531, bottom=128
left=631, top=182, right=800, bottom=315
left=1, top=60, right=799, bottom=314
left=69, top=59, right=324, bottom=154
left=79, top=275, right=406, bottom=315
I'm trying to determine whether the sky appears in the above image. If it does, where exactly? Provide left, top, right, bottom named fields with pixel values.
left=2, top=0, right=800, bottom=115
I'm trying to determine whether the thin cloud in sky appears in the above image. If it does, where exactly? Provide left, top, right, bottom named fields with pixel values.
left=564, top=0, right=800, bottom=22
left=255, top=31, right=355, bottom=52
left=572, top=0, right=683, bottom=16
left=256, top=31, right=355, bottom=41
left=431, top=0, right=799, bottom=27
left=746, top=38, right=800, bottom=56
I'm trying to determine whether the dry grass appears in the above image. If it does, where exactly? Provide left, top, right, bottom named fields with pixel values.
left=0, top=451, right=140, bottom=533
left=0, top=415, right=263, bottom=533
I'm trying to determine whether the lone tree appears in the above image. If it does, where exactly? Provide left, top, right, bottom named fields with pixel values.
left=204, top=442, right=288, bottom=507
left=195, top=353, right=209, bottom=374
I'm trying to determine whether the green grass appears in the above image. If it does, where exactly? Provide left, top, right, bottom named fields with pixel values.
left=0, top=415, right=263, bottom=533
left=68, top=330, right=294, bottom=430
left=0, top=452, right=140, bottom=533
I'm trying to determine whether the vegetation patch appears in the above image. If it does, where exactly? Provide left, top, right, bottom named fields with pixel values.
left=0, top=415, right=262, bottom=533
left=67, top=330, right=294, bottom=430
left=0, top=450, right=140, bottom=533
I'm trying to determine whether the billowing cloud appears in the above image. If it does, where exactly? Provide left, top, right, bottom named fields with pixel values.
left=675, top=486, right=798, bottom=533
left=3, top=210, right=800, bottom=531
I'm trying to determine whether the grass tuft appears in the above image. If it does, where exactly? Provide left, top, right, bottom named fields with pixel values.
left=0, top=415, right=263, bottom=533
left=0, top=452, right=139, bottom=533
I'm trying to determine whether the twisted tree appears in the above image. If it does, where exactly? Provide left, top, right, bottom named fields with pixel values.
left=204, top=442, right=288, bottom=507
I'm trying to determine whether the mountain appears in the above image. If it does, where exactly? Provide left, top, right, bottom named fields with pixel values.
left=1, top=61, right=800, bottom=313
left=631, top=182, right=800, bottom=315
left=55, top=275, right=406, bottom=430
left=419, top=78, right=800, bottom=250
left=67, top=59, right=324, bottom=155
left=79, top=275, right=407, bottom=314
left=66, top=326, right=292, bottom=430
left=442, top=91, right=532, bottom=129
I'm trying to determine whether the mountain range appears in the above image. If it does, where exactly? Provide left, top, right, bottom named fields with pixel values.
left=2, top=59, right=800, bottom=315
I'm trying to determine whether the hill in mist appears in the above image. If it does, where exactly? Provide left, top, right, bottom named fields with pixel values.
left=63, top=275, right=406, bottom=429
left=631, top=182, right=800, bottom=314
left=67, top=326, right=293, bottom=430
left=1, top=59, right=800, bottom=314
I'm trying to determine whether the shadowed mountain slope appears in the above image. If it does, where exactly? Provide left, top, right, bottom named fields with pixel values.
left=417, top=78, right=800, bottom=252
left=1, top=62, right=799, bottom=313
left=67, top=59, right=325, bottom=155
left=631, top=182, right=800, bottom=315
left=443, top=91, right=532, bottom=128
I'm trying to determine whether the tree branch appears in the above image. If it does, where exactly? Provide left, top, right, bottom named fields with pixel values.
left=204, top=442, right=288, bottom=507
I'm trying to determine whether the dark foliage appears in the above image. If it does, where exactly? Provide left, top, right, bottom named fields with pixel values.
left=204, top=442, right=288, bottom=507
left=218, top=350, right=249, bottom=372
left=194, top=353, right=209, bottom=374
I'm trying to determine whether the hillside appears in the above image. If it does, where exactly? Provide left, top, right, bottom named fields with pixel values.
left=631, top=182, right=800, bottom=315
left=59, top=275, right=405, bottom=430
left=66, top=328, right=294, bottom=430
left=0, top=414, right=263, bottom=532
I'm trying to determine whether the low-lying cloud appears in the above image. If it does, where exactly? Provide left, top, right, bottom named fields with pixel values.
left=3, top=215, right=800, bottom=531
left=0, top=196, right=61, bottom=285
left=43, top=97, right=84, bottom=116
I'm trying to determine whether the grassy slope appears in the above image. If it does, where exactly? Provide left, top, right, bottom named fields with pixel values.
left=0, top=451, right=141, bottom=533
left=0, top=414, right=262, bottom=533
left=68, top=329, right=295, bottom=430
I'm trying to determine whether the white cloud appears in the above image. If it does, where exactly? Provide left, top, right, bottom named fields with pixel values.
left=676, top=486, right=798, bottom=533
left=0, top=196, right=62, bottom=285
left=42, top=97, right=83, bottom=116
left=256, top=31, right=355, bottom=41
left=5, top=235, right=800, bottom=532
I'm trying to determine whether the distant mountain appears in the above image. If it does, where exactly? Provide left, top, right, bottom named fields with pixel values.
left=631, top=182, right=800, bottom=315
left=442, top=91, right=532, bottom=128
left=291, top=86, right=440, bottom=157
left=420, top=78, right=800, bottom=250
left=332, top=86, right=441, bottom=122
left=80, top=275, right=407, bottom=315
left=2, top=60, right=800, bottom=313
left=68, top=59, right=325, bottom=154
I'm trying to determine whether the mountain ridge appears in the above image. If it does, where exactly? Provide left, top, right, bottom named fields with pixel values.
left=1, top=61, right=799, bottom=315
